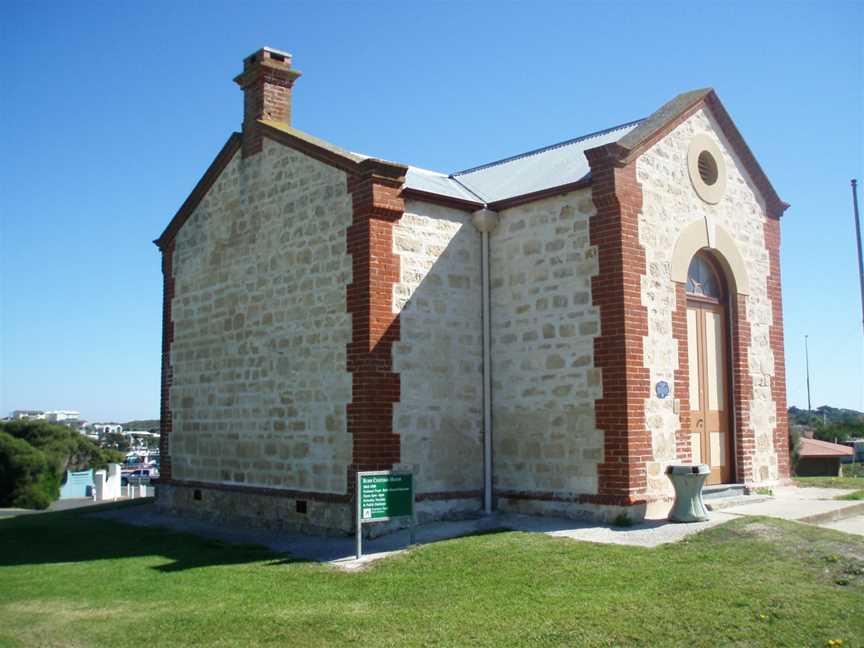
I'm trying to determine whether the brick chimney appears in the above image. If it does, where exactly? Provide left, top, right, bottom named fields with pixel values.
left=233, top=47, right=302, bottom=157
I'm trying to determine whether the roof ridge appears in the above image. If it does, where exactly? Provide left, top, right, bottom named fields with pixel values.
left=451, top=118, right=643, bottom=178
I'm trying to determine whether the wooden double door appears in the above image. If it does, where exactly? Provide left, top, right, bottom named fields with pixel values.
left=686, top=299, right=734, bottom=485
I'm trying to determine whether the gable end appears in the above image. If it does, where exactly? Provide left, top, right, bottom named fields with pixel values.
left=154, top=125, right=408, bottom=251
left=154, top=133, right=242, bottom=251
left=590, top=89, right=789, bottom=219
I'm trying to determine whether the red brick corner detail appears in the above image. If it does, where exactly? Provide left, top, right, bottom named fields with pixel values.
left=586, top=148, right=651, bottom=503
left=159, top=240, right=176, bottom=482
left=345, top=173, right=404, bottom=485
left=764, top=218, right=791, bottom=479
left=671, top=282, right=694, bottom=464
left=731, top=293, right=755, bottom=483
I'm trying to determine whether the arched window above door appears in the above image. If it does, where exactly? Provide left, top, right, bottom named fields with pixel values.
left=686, top=253, right=723, bottom=299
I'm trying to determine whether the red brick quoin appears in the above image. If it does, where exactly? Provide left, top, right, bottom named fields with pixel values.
left=158, top=240, right=175, bottom=482
left=345, top=161, right=406, bottom=490
left=764, top=218, right=791, bottom=481
left=670, top=282, right=694, bottom=465
left=731, top=293, right=755, bottom=483
left=585, top=145, right=651, bottom=505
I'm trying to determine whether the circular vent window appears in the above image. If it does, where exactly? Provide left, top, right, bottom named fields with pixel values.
left=698, top=151, right=718, bottom=185
left=687, top=134, right=726, bottom=204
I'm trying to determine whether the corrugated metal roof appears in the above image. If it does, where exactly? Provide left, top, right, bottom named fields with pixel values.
left=450, top=120, right=642, bottom=204
left=269, top=117, right=645, bottom=207
left=404, top=166, right=484, bottom=204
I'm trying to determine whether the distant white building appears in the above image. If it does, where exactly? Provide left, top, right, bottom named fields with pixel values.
left=91, top=423, right=123, bottom=436
left=10, top=410, right=46, bottom=420
left=45, top=410, right=80, bottom=423
left=9, top=409, right=82, bottom=423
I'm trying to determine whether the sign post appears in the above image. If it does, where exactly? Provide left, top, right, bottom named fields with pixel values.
left=355, top=471, right=415, bottom=559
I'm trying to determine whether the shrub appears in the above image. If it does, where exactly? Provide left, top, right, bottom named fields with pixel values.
left=0, top=431, right=59, bottom=509
left=845, top=462, right=864, bottom=479
left=612, top=512, right=634, bottom=527
left=789, top=426, right=802, bottom=475
left=0, top=420, right=122, bottom=477
left=0, top=421, right=122, bottom=510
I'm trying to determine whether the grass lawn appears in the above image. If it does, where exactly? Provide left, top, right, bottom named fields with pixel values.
left=1, top=502, right=863, bottom=648
left=794, top=476, right=864, bottom=490
left=836, top=490, right=864, bottom=501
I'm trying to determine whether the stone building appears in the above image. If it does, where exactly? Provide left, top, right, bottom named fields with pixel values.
left=154, top=47, right=791, bottom=533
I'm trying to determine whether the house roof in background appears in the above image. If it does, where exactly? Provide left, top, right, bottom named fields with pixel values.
left=798, top=437, right=854, bottom=458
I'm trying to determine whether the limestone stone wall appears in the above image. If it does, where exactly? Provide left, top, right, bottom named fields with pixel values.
left=392, top=200, right=483, bottom=498
left=489, top=191, right=603, bottom=496
left=157, top=483, right=352, bottom=535
left=636, top=107, right=779, bottom=495
left=169, top=138, right=354, bottom=495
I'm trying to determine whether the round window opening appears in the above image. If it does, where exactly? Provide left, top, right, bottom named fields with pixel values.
left=687, top=134, right=726, bottom=204
left=697, top=150, right=719, bottom=186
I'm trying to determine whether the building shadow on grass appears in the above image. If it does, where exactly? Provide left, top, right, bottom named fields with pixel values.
left=0, top=500, right=307, bottom=573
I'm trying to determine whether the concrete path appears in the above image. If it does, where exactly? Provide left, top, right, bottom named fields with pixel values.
left=721, top=485, right=864, bottom=535
left=56, top=484, right=864, bottom=569
left=821, top=516, right=864, bottom=536
left=94, top=504, right=735, bottom=570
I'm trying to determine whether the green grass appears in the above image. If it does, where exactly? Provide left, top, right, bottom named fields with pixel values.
left=836, top=490, right=864, bottom=501
left=794, top=476, right=864, bottom=490
left=1, top=503, right=863, bottom=648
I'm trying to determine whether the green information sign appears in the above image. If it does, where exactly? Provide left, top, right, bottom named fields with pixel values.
left=359, top=472, right=413, bottom=521
left=355, top=471, right=416, bottom=559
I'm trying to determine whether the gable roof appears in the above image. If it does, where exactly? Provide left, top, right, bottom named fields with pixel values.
left=449, top=120, right=641, bottom=205
left=799, top=437, right=854, bottom=458
left=156, top=88, right=788, bottom=248
left=154, top=121, right=407, bottom=250
left=154, top=132, right=241, bottom=250
left=402, top=87, right=786, bottom=214
left=597, top=88, right=789, bottom=217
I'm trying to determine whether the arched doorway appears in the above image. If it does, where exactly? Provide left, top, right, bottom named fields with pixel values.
left=685, top=252, right=734, bottom=485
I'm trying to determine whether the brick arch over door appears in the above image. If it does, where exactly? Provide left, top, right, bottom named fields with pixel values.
left=670, top=227, right=756, bottom=484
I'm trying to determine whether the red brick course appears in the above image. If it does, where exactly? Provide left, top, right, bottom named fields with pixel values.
left=495, top=489, right=649, bottom=507
left=164, top=479, right=350, bottom=503
left=586, top=146, right=651, bottom=504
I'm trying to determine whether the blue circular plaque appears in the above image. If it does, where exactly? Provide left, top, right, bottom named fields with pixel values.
left=655, top=380, right=670, bottom=399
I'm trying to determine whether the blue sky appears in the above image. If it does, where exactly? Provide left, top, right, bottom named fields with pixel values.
left=1, top=0, right=862, bottom=421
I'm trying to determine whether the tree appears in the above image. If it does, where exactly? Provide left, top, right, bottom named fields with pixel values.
left=0, top=421, right=123, bottom=509
left=0, top=431, right=58, bottom=509
left=1, top=420, right=122, bottom=473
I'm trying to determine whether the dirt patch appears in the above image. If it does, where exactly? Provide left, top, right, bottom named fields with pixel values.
left=726, top=518, right=864, bottom=588
left=1, top=600, right=170, bottom=648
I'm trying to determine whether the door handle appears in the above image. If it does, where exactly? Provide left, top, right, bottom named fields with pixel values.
left=696, top=418, right=704, bottom=428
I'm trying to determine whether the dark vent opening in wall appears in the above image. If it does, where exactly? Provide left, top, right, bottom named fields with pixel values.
left=698, top=150, right=719, bottom=186
left=193, top=489, right=202, bottom=501
left=296, top=500, right=307, bottom=514
left=269, top=52, right=285, bottom=62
